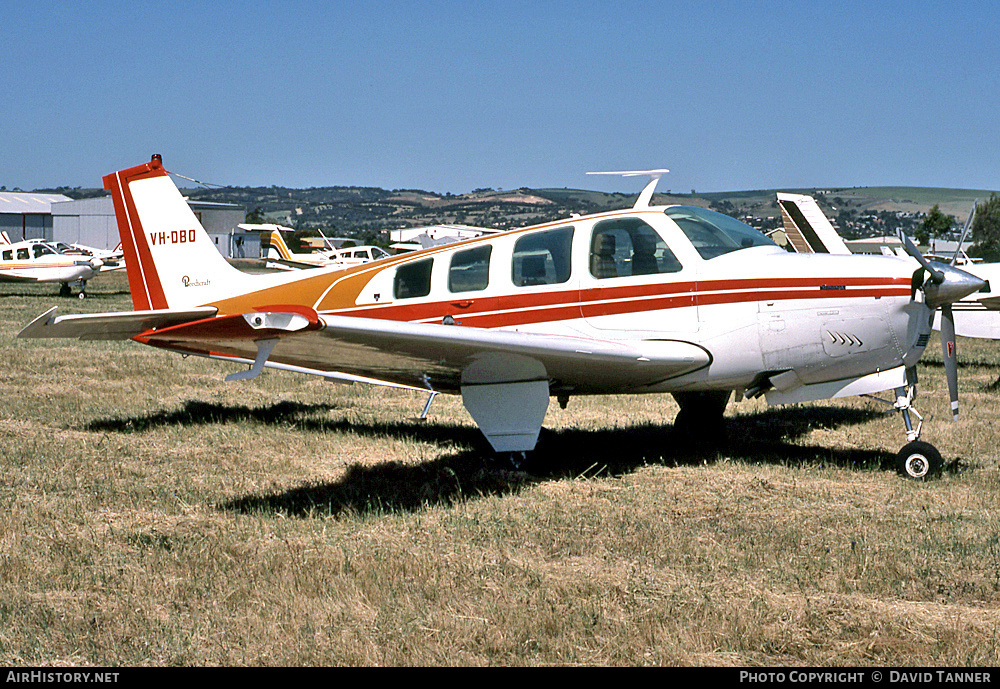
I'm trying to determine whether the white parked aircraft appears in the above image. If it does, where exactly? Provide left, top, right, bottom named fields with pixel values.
left=255, top=225, right=390, bottom=270
left=776, top=192, right=852, bottom=255
left=19, top=158, right=988, bottom=479
left=0, top=237, right=105, bottom=298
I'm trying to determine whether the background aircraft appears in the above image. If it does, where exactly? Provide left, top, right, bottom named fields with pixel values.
left=20, top=158, right=987, bottom=479
left=255, top=225, right=390, bottom=270
left=776, top=192, right=852, bottom=255
left=0, top=236, right=106, bottom=298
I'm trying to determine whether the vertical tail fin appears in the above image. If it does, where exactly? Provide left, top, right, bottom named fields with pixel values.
left=776, top=192, right=852, bottom=255
left=264, top=230, right=294, bottom=261
left=103, top=156, right=254, bottom=310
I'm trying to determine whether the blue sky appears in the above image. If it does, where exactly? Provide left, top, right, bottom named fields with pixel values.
left=4, top=1, right=999, bottom=195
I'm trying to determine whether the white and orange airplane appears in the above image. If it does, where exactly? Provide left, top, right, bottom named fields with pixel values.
left=256, top=225, right=390, bottom=270
left=19, top=157, right=988, bottom=479
left=0, top=237, right=107, bottom=298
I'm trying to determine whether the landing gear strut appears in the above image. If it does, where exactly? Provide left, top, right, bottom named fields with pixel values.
left=670, top=390, right=731, bottom=447
left=59, top=281, right=88, bottom=299
left=891, top=384, right=942, bottom=480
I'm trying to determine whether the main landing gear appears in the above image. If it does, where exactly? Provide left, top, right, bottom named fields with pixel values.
left=59, top=281, right=89, bottom=299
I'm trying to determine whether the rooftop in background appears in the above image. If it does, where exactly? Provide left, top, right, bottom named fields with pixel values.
left=0, top=192, right=72, bottom=214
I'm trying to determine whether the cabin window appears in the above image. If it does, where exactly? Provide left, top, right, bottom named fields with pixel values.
left=33, top=244, right=56, bottom=259
left=449, top=245, right=492, bottom=293
left=512, top=226, right=574, bottom=287
left=589, top=218, right=682, bottom=279
left=664, top=206, right=776, bottom=260
left=17, top=248, right=29, bottom=260
left=393, top=258, right=433, bottom=299
left=2, top=250, right=11, bottom=261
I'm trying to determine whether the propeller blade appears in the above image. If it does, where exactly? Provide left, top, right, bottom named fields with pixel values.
left=897, top=229, right=945, bottom=283
left=940, top=304, right=960, bottom=421
left=951, top=202, right=977, bottom=266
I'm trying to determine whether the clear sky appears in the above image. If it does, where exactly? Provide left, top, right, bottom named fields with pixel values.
left=4, top=0, right=999, bottom=195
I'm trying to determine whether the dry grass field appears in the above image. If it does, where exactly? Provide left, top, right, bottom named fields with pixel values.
left=2, top=270, right=1000, bottom=666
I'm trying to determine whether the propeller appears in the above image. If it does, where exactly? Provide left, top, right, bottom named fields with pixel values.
left=949, top=202, right=977, bottom=267
left=938, top=203, right=977, bottom=420
left=897, top=220, right=985, bottom=421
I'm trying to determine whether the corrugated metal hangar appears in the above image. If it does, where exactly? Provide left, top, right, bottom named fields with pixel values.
left=0, top=191, right=258, bottom=258
left=0, top=192, right=72, bottom=241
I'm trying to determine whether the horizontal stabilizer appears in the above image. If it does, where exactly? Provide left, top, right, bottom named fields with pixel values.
left=18, top=306, right=218, bottom=341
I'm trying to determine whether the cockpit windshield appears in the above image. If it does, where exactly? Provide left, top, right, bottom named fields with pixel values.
left=664, top=206, right=776, bottom=260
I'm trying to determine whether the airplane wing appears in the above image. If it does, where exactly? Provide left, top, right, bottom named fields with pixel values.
left=127, top=310, right=712, bottom=394
left=265, top=256, right=334, bottom=270
left=20, top=306, right=711, bottom=394
left=0, top=274, right=42, bottom=283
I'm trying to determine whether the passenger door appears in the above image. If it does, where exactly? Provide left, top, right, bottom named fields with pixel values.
left=579, top=216, right=697, bottom=333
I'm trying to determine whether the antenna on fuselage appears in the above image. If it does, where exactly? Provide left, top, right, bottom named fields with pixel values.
left=586, top=169, right=670, bottom=210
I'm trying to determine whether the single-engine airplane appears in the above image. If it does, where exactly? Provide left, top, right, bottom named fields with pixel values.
left=258, top=225, right=390, bottom=270
left=1, top=237, right=106, bottom=298
left=19, top=157, right=988, bottom=479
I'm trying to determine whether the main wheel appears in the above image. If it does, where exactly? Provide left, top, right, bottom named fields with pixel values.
left=895, top=441, right=943, bottom=480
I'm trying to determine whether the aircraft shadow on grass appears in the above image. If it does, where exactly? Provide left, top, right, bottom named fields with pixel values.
left=84, top=396, right=915, bottom=517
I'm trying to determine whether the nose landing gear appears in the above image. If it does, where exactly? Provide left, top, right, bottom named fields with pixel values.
left=891, top=384, right=942, bottom=480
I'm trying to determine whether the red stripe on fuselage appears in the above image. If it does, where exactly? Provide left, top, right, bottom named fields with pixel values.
left=316, top=276, right=911, bottom=328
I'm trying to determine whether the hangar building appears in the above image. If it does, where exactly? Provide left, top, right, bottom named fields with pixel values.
left=50, top=196, right=254, bottom=258
left=1, top=194, right=256, bottom=259
left=0, top=191, right=72, bottom=241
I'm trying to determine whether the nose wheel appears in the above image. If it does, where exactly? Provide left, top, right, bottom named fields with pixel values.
left=891, top=384, right=942, bottom=480
left=896, top=441, right=943, bottom=480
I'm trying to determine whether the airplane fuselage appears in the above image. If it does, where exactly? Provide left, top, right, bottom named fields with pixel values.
left=0, top=240, right=102, bottom=285
left=187, top=204, right=926, bottom=400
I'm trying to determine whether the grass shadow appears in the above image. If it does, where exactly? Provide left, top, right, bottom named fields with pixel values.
left=528, top=404, right=895, bottom=477
left=220, top=450, right=531, bottom=518
left=83, top=398, right=486, bottom=447
left=217, top=402, right=902, bottom=519
left=83, top=395, right=960, bottom=519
